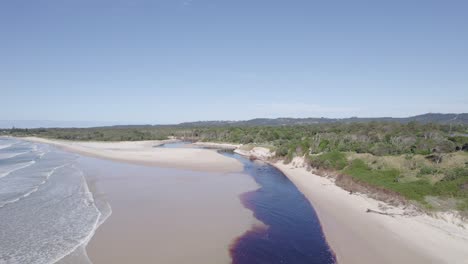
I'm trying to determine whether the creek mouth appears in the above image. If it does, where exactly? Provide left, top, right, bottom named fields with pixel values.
left=224, top=152, right=336, bottom=264
left=161, top=142, right=335, bottom=263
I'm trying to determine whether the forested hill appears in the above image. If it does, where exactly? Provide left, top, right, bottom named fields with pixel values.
left=178, top=113, right=468, bottom=127
left=1, top=113, right=467, bottom=129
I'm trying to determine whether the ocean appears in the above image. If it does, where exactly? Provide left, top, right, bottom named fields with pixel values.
left=0, top=138, right=110, bottom=264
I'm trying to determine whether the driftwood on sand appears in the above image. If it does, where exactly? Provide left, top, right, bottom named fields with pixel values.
left=366, top=208, right=404, bottom=217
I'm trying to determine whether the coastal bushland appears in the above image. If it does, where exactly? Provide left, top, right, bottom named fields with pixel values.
left=4, top=121, right=468, bottom=212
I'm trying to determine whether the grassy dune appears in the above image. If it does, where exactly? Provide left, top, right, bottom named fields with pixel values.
left=308, top=151, right=468, bottom=212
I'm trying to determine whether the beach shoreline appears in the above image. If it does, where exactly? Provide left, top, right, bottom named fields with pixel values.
left=12, top=137, right=260, bottom=263
left=13, top=137, right=468, bottom=263
left=234, top=147, right=468, bottom=264
left=20, top=137, right=243, bottom=173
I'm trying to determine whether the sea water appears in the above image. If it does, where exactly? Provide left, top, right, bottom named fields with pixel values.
left=0, top=138, right=110, bottom=264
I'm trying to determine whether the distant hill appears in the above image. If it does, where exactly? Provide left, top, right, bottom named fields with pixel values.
left=178, top=113, right=468, bottom=127
left=1, top=113, right=467, bottom=129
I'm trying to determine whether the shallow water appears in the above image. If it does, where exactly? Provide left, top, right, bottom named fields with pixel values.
left=157, top=141, right=194, bottom=148
left=0, top=138, right=110, bottom=264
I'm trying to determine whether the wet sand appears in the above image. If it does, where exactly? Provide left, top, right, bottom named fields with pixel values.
left=79, top=156, right=259, bottom=264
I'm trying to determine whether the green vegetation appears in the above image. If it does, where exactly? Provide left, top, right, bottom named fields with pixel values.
left=5, top=126, right=170, bottom=141
left=305, top=151, right=468, bottom=210
left=3, top=121, right=468, bottom=212
left=308, top=151, right=347, bottom=170
left=343, top=159, right=432, bottom=202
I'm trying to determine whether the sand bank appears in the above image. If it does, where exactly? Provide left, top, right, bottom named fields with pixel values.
left=192, top=142, right=240, bottom=150
left=22, top=137, right=243, bottom=173
left=235, top=147, right=274, bottom=160
left=17, top=137, right=260, bottom=263
left=79, top=156, right=260, bottom=264
left=234, top=147, right=468, bottom=264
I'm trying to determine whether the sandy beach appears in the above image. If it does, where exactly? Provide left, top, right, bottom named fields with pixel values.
left=15, top=138, right=260, bottom=263
left=234, top=147, right=468, bottom=264
left=79, top=156, right=259, bottom=264
left=277, top=158, right=468, bottom=264
left=22, top=137, right=243, bottom=173
left=16, top=137, right=468, bottom=263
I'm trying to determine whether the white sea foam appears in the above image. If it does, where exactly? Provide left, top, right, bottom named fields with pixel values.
left=0, top=160, right=35, bottom=179
left=0, top=143, right=13, bottom=150
left=0, top=163, right=65, bottom=208
left=0, top=151, right=29, bottom=160
left=0, top=140, right=110, bottom=264
left=0, top=166, right=104, bottom=263
left=54, top=169, right=112, bottom=264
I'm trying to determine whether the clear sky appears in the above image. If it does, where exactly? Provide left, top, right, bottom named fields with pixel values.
left=2, top=0, right=467, bottom=125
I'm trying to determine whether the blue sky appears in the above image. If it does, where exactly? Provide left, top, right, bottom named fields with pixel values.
left=1, top=0, right=467, bottom=125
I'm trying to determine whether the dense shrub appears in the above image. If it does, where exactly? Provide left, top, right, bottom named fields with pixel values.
left=308, top=151, right=347, bottom=170
left=343, top=159, right=432, bottom=202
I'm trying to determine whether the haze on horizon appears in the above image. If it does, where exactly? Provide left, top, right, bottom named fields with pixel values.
left=2, top=0, right=467, bottom=125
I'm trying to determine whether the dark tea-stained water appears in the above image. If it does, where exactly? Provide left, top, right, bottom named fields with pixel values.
left=161, top=142, right=335, bottom=263
left=224, top=152, right=336, bottom=264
